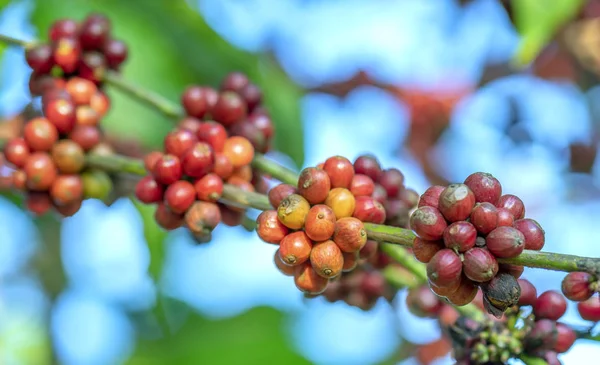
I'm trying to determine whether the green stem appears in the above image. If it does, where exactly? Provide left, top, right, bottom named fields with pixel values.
left=519, top=354, right=549, bottom=365
left=380, top=244, right=426, bottom=282
left=0, top=34, right=32, bottom=48
left=252, top=153, right=299, bottom=185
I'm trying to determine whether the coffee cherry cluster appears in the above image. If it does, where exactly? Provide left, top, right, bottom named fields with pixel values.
left=27, top=13, right=128, bottom=94
left=135, top=119, right=255, bottom=240
left=3, top=77, right=113, bottom=216
left=561, top=272, right=600, bottom=322
left=410, top=172, right=546, bottom=314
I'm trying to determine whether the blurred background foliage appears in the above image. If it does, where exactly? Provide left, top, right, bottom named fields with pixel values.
left=2, top=0, right=600, bottom=364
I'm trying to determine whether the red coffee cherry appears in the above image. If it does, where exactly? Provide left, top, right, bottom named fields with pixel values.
left=25, top=44, right=54, bottom=73
left=518, top=278, right=538, bottom=306
left=445, top=278, right=478, bottom=306
left=279, top=231, right=313, bottom=266
left=222, top=136, right=254, bottom=168
left=24, top=117, right=59, bottom=152
left=247, top=112, right=272, bottom=140
left=496, top=208, right=514, bottom=227
left=578, top=296, right=600, bottom=321
left=333, top=217, right=367, bottom=253
left=554, top=323, right=577, bottom=353
left=353, top=155, right=382, bottom=181
left=154, top=203, right=184, bottom=231
left=350, top=174, right=375, bottom=197
left=181, top=86, right=214, bottom=118
left=412, top=237, right=443, bottom=263
left=323, top=156, right=355, bottom=189
left=371, top=184, right=388, bottom=204
left=69, top=125, right=101, bottom=150
left=256, top=210, right=289, bottom=244
left=135, top=176, right=164, bottom=204
left=79, top=13, right=111, bottom=50
left=410, top=206, right=448, bottom=241
left=49, top=19, right=78, bottom=42
left=144, top=151, right=164, bottom=172
left=486, top=226, right=526, bottom=258
left=304, top=204, right=336, bottom=242
left=194, top=173, right=223, bottom=202
left=211, top=91, right=247, bottom=127
left=153, top=154, right=183, bottom=185
left=470, top=202, right=498, bottom=235
left=55, top=199, right=83, bottom=217
left=268, top=183, right=297, bottom=208
left=438, top=183, right=476, bottom=222
left=383, top=198, right=410, bottom=227
left=164, top=129, right=198, bottom=158
left=50, top=175, right=84, bottom=206
left=240, top=84, right=262, bottom=112
left=221, top=72, right=249, bottom=93
left=103, top=39, right=128, bottom=69
left=65, top=77, right=98, bottom=105
left=26, top=192, right=52, bottom=216
left=213, top=153, right=234, bottom=179
left=75, top=106, right=100, bottom=126
left=406, top=286, right=443, bottom=318
left=229, top=121, right=267, bottom=153
left=426, top=248, right=462, bottom=288
left=274, top=249, right=295, bottom=276
left=496, top=194, right=525, bottom=220
left=342, top=251, right=359, bottom=272
left=418, top=185, right=445, bottom=209
left=164, top=180, right=196, bottom=214
left=513, top=218, right=545, bottom=251
left=359, top=239, right=379, bottom=260
left=443, top=221, right=477, bottom=252
left=378, top=168, right=405, bottom=198
left=500, top=263, right=524, bottom=278
left=3, top=138, right=30, bottom=168
left=463, top=247, right=498, bottom=283
left=53, top=37, right=80, bottom=73
left=181, top=142, right=214, bottom=178
left=464, top=172, right=502, bottom=204
left=352, top=196, right=386, bottom=224
left=294, top=262, right=329, bottom=295
left=197, top=121, right=228, bottom=153
left=297, top=167, right=331, bottom=205
left=185, top=201, right=221, bottom=237
left=11, top=170, right=27, bottom=190
left=310, top=240, right=344, bottom=279
left=562, top=272, right=595, bottom=302
left=178, top=117, right=202, bottom=133
left=89, top=92, right=110, bottom=118
left=77, top=51, right=107, bottom=83
left=24, top=152, right=58, bottom=191
left=534, top=290, right=567, bottom=320
left=525, top=319, right=558, bottom=351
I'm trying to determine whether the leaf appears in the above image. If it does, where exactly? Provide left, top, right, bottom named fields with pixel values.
left=511, top=0, right=585, bottom=66
left=131, top=198, right=167, bottom=282
left=126, top=306, right=311, bottom=365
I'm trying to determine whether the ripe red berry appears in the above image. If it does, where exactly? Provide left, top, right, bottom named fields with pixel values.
left=279, top=231, right=313, bottom=266
left=410, top=206, right=448, bottom=241
left=353, top=155, right=382, bottom=182
left=25, top=44, right=54, bottom=74
left=164, top=129, right=197, bottom=158
left=197, top=121, right=228, bottom=153
left=222, top=136, right=254, bottom=168
left=24, top=152, right=58, bottom=191
left=412, top=237, right=443, bottom=263
left=50, top=175, right=84, bottom=206
left=181, top=142, right=214, bottom=178
left=29, top=73, right=63, bottom=96
left=153, top=154, right=183, bottom=185
left=53, top=37, right=80, bottom=73
left=135, top=176, right=164, bottom=204
left=496, top=194, right=525, bottom=220
left=578, top=296, right=600, bottom=321
left=304, top=204, right=336, bottom=241
left=178, top=117, right=202, bottom=133
left=371, top=184, right=388, bottom=204
left=240, top=84, right=262, bottom=112
left=383, top=198, right=410, bottom=227
left=352, top=196, right=386, bottom=224
left=418, top=185, right=445, bottom=209
left=65, top=77, right=97, bottom=106
left=323, top=156, right=355, bottom=189
left=75, top=106, right=100, bottom=126
left=486, top=226, right=526, bottom=258
left=26, top=192, right=52, bottom=216
left=181, top=86, right=215, bottom=118
left=23, top=117, right=58, bottom=152
left=144, top=151, right=163, bottom=172
left=342, top=251, right=359, bottom=272
left=349, top=174, right=375, bottom=197
left=534, top=290, right=567, bottom=320
left=513, top=218, right=545, bottom=251
left=438, top=183, right=476, bottom=222
left=274, top=249, right=295, bottom=276
left=445, top=278, right=478, bottom=306
left=297, top=167, right=331, bottom=205
left=379, top=168, right=405, bottom=198
left=154, top=203, right=184, bottom=231
left=333, top=217, right=367, bottom=253
left=496, top=208, right=514, bottom=227
left=44, top=98, right=76, bottom=134
left=184, top=201, right=221, bottom=236
left=211, top=91, right=247, bottom=126
left=310, top=240, right=344, bottom=278
left=464, top=172, right=502, bottom=204
left=103, top=39, right=128, bottom=69
left=221, top=72, right=249, bottom=93
left=89, top=92, right=110, bottom=117
left=194, top=173, right=223, bottom=202
left=463, top=248, right=499, bottom=282
left=164, top=180, right=196, bottom=214
left=78, top=51, right=107, bottom=83
left=359, top=239, right=379, bottom=260
left=49, top=19, right=78, bottom=41
left=518, top=278, right=538, bottom=306
left=500, top=263, right=524, bottom=278
left=525, top=319, right=558, bottom=351
left=294, top=262, right=329, bottom=295
left=79, top=14, right=111, bottom=50
left=11, top=170, right=27, bottom=190
left=426, top=248, right=462, bottom=288
left=443, top=221, right=477, bottom=252
left=256, top=210, right=289, bottom=244
left=230, top=121, right=267, bottom=153
left=562, top=272, right=595, bottom=302
left=247, top=112, right=273, bottom=140
left=54, top=199, right=83, bottom=217
left=406, top=286, right=443, bottom=318
left=268, top=183, right=297, bottom=208
left=400, top=188, right=419, bottom=208
left=3, top=138, right=30, bottom=168
left=470, top=202, right=498, bottom=235
left=553, top=323, right=576, bottom=353
left=213, top=153, right=234, bottom=179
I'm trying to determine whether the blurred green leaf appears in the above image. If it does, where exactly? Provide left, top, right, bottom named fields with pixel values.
left=29, top=0, right=305, bottom=167
left=127, top=306, right=310, bottom=365
left=512, top=0, right=585, bottom=66
left=131, top=198, right=167, bottom=281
